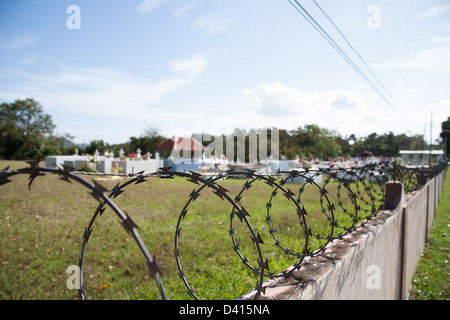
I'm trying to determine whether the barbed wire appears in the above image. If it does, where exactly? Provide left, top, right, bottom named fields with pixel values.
left=0, top=160, right=446, bottom=300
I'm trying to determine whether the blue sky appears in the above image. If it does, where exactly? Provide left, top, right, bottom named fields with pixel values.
left=1, top=0, right=449, bottom=145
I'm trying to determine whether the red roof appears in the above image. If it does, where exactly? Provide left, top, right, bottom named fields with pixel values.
left=155, top=136, right=206, bottom=151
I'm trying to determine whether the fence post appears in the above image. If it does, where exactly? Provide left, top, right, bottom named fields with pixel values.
left=383, top=181, right=404, bottom=210
left=425, top=184, right=430, bottom=243
left=399, top=206, right=408, bottom=300
left=417, top=173, right=428, bottom=188
left=383, top=181, right=407, bottom=300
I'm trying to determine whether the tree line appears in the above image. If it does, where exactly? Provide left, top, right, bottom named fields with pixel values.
left=1, top=98, right=447, bottom=161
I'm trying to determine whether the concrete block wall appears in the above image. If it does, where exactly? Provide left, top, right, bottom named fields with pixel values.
left=242, top=168, right=447, bottom=300
left=45, top=155, right=163, bottom=175
left=113, top=159, right=163, bottom=175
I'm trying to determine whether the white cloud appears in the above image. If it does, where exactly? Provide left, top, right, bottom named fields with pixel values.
left=193, top=11, right=228, bottom=35
left=244, top=82, right=365, bottom=118
left=420, top=6, right=450, bottom=19
left=0, top=53, right=209, bottom=119
left=371, top=45, right=450, bottom=72
left=20, top=57, right=38, bottom=65
left=137, top=0, right=168, bottom=14
left=443, top=22, right=450, bottom=32
left=241, top=82, right=394, bottom=137
left=404, top=46, right=450, bottom=71
left=430, top=36, right=450, bottom=44
left=244, top=82, right=319, bottom=117
left=1, top=34, right=39, bottom=49
left=169, top=52, right=209, bottom=78
left=174, top=2, right=195, bottom=19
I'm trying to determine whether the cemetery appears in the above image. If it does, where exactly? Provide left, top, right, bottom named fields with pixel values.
left=45, top=136, right=229, bottom=175
left=45, top=135, right=388, bottom=179
left=44, top=151, right=380, bottom=177
left=45, top=148, right=163, bottom=175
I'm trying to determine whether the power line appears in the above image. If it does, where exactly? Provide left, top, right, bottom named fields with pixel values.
left=311, top=0, right=401, bottom=113
left=287, top=0, right=372, bottom=85
left=387, top=0, right=412, bottom=59
left=387, top=0, right=426, bottom=106
left=287, top=0, right=382, bottom=94
left=287, top=0, right=418, bottom=128
left=360, top=0, right=411, bottom=92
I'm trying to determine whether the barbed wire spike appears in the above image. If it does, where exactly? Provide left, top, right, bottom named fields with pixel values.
left=297, top=206, right=308, bottom=217
left=180, top=208, right=189, bottom=220
left=90, top=180, right=108, bottom=202
left=283, top=188, right=295, bottom=200
left=236, top=206, right=251, bottom=222
left=255, top=281, right=266, bottom=295
left=95, top=203, right=106, bottom=217
left=131, top=170, right=146, bottom=184
left=82, top=226, right=93, bottom=241
left=57, top=163, right=75, bottom=183
left=188, top=189, right=200, bottom=202
left=319, top=187, right=328, bottom=196
left=213, top=185, right=229, bottom=200
left=258, top=258, right=270, bottom=272
left=243, top=180, right=252, bottom=190
left=251, top=233, right=265, bottom=245
left=26, top=159, right=41, bottom=190
left=0, top=167, right=12, bottom=185
left=305, top=177, right=315, bottom=184
left=328, top=203, right=336, bottom=212
left=187, top=171, right=202, bottom=185
left=264, top=176, right=276, bottom=187
left=158, top=167, right=175, bottom=178
left=120, top=211, right=140, bottom=234
left=111, top=182, right=124, bottom=199
left=147, top=256, right=163, bottom=277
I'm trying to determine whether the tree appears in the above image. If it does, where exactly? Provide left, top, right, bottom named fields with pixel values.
left=278, top=129, right=298, bottom=159
left=0, top=98, right=56, bottom=159
left=85, top=140, right=108, bottom=155
left=127, top=126, right=166, bottom=156
left=43, top=133, right=77, bottom=156
left=289, top=125, right=342, bottom=159
left=310, top=128, right=342, bottom=159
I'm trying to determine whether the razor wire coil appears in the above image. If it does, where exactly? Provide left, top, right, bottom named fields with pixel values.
left=0, top=160, right=446, bottom=300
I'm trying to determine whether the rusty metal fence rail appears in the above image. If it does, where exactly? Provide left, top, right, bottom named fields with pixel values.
left=0, top=161, right=447, bottom=300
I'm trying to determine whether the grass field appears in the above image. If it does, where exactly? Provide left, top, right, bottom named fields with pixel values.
left=1, top=159, right=414, bottom=300
left=1, top=160, right=374, bottom=300
left=409, top=170, right=450, bottom=300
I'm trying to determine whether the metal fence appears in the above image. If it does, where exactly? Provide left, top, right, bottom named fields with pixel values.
left=0, top=161, right=447, bottom=300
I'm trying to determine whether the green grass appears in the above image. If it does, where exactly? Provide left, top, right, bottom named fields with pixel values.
left=409, top=170, right=450, bottom=300
left=0, top=160, right=380, bottom=300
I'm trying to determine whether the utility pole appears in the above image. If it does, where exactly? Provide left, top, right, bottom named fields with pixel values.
left=429, top=111, right=433, bottom=166
left=420, top=122, right=425, bottom=164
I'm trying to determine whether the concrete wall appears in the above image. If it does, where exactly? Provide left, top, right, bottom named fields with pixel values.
left=45, top=155, right=163, bottom=175
left=114, top=159, right=163, bottom=175
left=45, top=156, right=89, bottom=169
left=242, top=168, right=447, bottom=300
